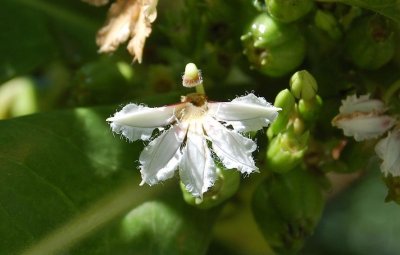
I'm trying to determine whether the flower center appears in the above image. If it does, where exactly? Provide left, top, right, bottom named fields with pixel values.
left=177, top=93, right=208, bottom=122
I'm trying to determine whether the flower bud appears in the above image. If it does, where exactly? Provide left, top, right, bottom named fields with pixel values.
left=180, top=165, right=240, bottom=209
left=252, top=167, right=324, bottom=254
left=332, top=94, right=395, bottom=141
left=314, top=10, right=342, bottom=40
left=252, top=0, right=267, bottom=11
left=266, top=0, right=314, bottom=23
left=182, top=63, right=203, bottom=88
left=290, top=70, right=318, bottom=100
left=298, top=95, right=323, bottom=122
left=345, top=15, right=395, bottom=70
left=241, top=13, right=306, bottom=77
left=269, top=89, right=296, bottom=137
left=266, top=130, right=309, bottom=173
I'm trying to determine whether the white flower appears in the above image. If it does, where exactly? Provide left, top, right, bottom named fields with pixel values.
left=375, top=129, right=400, bottom=177
left=332, top=94, right=395, bottom=141
left=107, top=93, right=280, bottom=197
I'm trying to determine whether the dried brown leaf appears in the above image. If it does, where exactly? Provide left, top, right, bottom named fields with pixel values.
left=96, top=0, right=158, bottom=63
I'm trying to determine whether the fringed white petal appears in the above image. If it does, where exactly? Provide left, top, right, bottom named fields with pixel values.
left=204, top=117, right=258, bottom=174
left=375, top=130, right=400, bottom=177
left=208, top=93, right=280, bottom=132
left=179, top=120, right=216, bottom=198
left=340, top=94, right=385, bottom=114
left=139, top=124, right=187, bottom=185
left=332, top=113, right=395, bottom=141
left=107, top=103, right=180, bottom=141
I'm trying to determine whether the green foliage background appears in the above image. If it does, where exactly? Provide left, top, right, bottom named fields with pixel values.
left=1, top=0, right=400, bottom=254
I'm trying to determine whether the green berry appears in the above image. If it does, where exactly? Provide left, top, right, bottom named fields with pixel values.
left=345, top=15, right=395, bottom=70
left=241, top=13, right=306, bottom=77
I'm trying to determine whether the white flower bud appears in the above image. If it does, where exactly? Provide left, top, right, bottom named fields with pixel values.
left=182, top=63, right=203, bottom=88
left=375, top=129, right=400, bottom=177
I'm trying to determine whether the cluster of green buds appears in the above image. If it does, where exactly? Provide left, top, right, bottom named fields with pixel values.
left=251, top=70, right=325, bottom=253
left=266, top=70, right=322, bottom=173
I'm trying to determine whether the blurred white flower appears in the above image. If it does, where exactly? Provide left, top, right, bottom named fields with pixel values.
left=107, top=93, right=280, bottom=197
left=375, top=129, right=400, bottom=177
left=332, top=94, right=395, bottom=141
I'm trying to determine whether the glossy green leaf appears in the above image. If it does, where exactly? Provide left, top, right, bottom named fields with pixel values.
left=0, top=94, right=218, bottom=255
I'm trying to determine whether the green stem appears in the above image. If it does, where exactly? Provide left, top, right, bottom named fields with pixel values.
left=195, top=83, right=206, bottom=94
left=384, top=79, right=400, bottom=105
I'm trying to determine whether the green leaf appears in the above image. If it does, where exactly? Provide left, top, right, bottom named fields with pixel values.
left=0, top=1, right=56, bottom=83
left=0, top=94, right=218, bottom=255
left=326, top=0, right=400, bottom=23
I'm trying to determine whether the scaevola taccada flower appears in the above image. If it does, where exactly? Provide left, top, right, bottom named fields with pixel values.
left=332, top=94, right=395, bottom=141
left=107, top=63, right=281, bottom=198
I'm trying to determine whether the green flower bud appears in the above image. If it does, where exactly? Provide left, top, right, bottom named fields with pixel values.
left=252, top=0, right=267, bottom=12
left=298, top=95, right=323, bottom=122
left=290, top=70, right=318, bottom=100
left=314, top=10, right=342, bottom=40
left=345, top=15, right=395, bottom=70
left=181, top=165, right=240, bottom=209
left=266, top=0, right=314, bottom=23
left=269, top=89, right=296, bottom=138
left=241, top=13, right=306, bottom=77
left=266, top=130, right=309, bottom=173
left=182, top=63, right=203, bottom=88
left=252, top=167, right=324, bottom=254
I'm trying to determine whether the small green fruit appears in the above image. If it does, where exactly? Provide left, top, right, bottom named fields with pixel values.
left=345, top=15, right=395, bottom=70
left=241, top=13, right=306, bottom=77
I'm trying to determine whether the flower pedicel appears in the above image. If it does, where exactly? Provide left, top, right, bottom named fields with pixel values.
left=107, top=63, right=281, bottom=197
